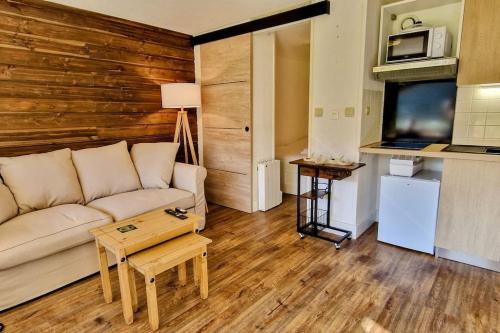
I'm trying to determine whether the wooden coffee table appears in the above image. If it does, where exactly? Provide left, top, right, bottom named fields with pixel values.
left=89, top=208, right=201, bottom=325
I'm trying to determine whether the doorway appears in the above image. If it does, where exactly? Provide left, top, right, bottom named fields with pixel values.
left=274, top=22, right=311, bottom=195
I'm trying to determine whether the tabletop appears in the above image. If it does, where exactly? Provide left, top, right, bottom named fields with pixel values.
left=90, top=208, right=200, bottom=256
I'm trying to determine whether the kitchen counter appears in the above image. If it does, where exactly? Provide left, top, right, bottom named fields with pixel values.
left=360, top=143, right=500, bottom=163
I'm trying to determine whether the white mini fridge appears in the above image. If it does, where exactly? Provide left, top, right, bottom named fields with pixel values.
left=378, top=171, right=441, bottom=254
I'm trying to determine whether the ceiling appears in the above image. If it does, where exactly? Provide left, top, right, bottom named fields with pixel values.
left=46, top=0, right=310, bottom=35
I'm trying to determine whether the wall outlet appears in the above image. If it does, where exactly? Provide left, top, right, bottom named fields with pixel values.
left=331, top=110, right=339, bottom=120
left=314, top=107, right=324, bottom=117
left=344, top=107, right=355, bottom=118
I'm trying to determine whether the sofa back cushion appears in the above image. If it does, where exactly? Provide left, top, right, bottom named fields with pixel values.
left=72, top=141, right=142, bottom=203
left=0, top=179, right=18, bottom=224
left=131, top=142, right=180, bottom=189
left=0, top=149, right=84, bottom=214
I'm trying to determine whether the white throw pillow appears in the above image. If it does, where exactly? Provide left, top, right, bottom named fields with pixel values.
left=72, top=141, right=142, bottom=203
left=131, top=142, right=180, bottom=189
left=0, top=149, right=84, bottom=214
left=0, top=179, right=18, bottom=224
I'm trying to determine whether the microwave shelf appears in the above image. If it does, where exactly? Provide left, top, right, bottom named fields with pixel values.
left=373, top=57, right=458, bottom=82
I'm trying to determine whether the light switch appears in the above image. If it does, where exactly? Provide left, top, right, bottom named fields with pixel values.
left=331, top=110, right=339, bottom=120
left=344, top=107, right=355, bottom=118
left=314, top=107, right=324, bottom=117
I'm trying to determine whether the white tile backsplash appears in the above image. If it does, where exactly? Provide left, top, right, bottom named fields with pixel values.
left=469, top=113, right=487, bottom=126
left=485, top=126, right=500, bottom=139
left=469, top=126, right=485, bottom=138
left=471, top=100, right=488, bottom=113
left=453, top=86, right=500, bottom=146
left=488, top=99, right=500, bottom=112
left=486, top=113, right=500, bottom=126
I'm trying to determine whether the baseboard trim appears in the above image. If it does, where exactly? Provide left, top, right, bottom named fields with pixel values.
left=436, top=248, right=500, bottom=272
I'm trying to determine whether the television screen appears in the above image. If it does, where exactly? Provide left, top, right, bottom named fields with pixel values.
left=382, top=80, right=457, bottom=143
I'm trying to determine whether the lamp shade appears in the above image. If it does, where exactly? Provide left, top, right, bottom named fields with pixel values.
left=161, top=83, right=201, bottom=108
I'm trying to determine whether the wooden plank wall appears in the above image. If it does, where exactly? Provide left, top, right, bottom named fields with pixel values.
left=0, top=0, right=196, bottom=158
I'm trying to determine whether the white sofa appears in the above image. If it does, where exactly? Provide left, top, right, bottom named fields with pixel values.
left=0, top=141, right=207, bottom=311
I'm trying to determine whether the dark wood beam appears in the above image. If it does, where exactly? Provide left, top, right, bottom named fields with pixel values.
left=191, top=1, right=330, bottom=45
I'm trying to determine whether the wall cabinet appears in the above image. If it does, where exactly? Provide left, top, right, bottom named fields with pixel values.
left=457, top=0, right=500, bottom=85
left=435, top=159, right=500, bottom=261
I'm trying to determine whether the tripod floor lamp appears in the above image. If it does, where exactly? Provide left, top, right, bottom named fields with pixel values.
left=161, top=83, right=201, bottom=165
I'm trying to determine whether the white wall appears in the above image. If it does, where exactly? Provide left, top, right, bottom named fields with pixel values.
left=252, top=31, right=276, bottom=211
left=309, top=0, right=384, bottom=238
left=275, top=23, right=310, bottom=195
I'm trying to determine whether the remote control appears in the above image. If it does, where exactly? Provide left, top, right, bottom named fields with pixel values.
left=165, top=208, right=188, bottom=220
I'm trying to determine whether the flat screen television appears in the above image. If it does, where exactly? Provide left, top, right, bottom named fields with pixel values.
left=382, top=79, right=457, bottom=145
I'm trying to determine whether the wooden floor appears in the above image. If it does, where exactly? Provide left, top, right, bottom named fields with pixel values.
left=2, top=195, right=499, bottom=333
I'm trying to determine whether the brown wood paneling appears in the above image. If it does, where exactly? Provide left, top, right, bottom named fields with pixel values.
left=0, top=0, right=195, bottom=157
left=202, top=82, right=251, bottom=129
left=457, top=0, right=500, bottom=85
left=201, top=34, right=252, bottom=213
left=201, top=34, right=252, bottom=85
left=436, top=159, right=500, bottom=261
left=203, top=128, right=251, bottom=175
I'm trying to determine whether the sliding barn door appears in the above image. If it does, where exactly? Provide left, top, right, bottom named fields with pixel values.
left=201, top=34, right=252, bottom=213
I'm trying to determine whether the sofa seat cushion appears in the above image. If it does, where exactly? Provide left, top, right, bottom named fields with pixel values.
left=87, top=188, right=195, bottom=221
left=0, top=204, right=112, bottom=270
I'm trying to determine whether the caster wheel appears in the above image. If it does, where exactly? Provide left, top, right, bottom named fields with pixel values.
left=299, top=233, right=305, bottom=239
left=334, top=243, right=340, bottom=250
left=347, top=236, right=352, bottom=240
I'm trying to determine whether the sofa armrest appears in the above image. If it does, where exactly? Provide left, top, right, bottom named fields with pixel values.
left=171, top=163, right=207, bottom=229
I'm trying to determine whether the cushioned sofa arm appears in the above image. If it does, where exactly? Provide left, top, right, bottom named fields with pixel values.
left=171, top=163, right=207, bottom=230
left=172, top=163, right=207, bottom=195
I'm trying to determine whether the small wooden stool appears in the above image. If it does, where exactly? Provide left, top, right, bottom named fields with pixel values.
left=128, top=233, right=212, bottom=330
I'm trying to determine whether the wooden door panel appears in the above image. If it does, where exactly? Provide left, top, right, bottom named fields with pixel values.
left=202, top=82, right=251, bottom=129
left=201, top=34, right=251, bottom=85
left=205, top=169, right=252, bottom=213
left=458, top=0, right=500, bottom=85
left=201, top=34, right=252, bottom=212
left=203, top=128, right=251, bottom=175
left=436, top=159, right=500, bottom=261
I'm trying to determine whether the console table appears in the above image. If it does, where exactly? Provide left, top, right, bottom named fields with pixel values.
left=289, top=159, right=365, bottom=249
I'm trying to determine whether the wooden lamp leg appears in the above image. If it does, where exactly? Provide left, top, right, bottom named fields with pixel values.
left=173, top=107, right=208, bottom=213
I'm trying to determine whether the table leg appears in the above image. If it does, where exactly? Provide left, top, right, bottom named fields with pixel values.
left=116, top=253, right=134, bottom=325
left=95, top=240, right=112, bottom=303
left=193, top=256, right=200, bottom=287
left=200, top=247, right=208, bottom=300
left=178, top=262, right=187, bottom=286
left=128, top=266, right=138, bottom=312
left=145, top=273, right=159, bottom=331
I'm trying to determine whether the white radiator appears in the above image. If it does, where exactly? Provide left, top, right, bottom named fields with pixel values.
left=258, top=160, right=283, bottom=211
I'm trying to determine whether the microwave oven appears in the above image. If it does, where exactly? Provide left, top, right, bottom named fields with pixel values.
left=386, top=26, right=452, bottom=63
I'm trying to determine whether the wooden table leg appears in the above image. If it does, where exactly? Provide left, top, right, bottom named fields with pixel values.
left=193, top=255, right=200, bottom=287
left=95, top=240, right=112, bottom=303
left=128, top=266, right=138, bottom=312
left=200, top=247, right=208, bottom=300
left=116, top=253, right=134, bottom=325
left=178, top=262, right=187, bottom=286
left=145, top=273, right=159, bottom=331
